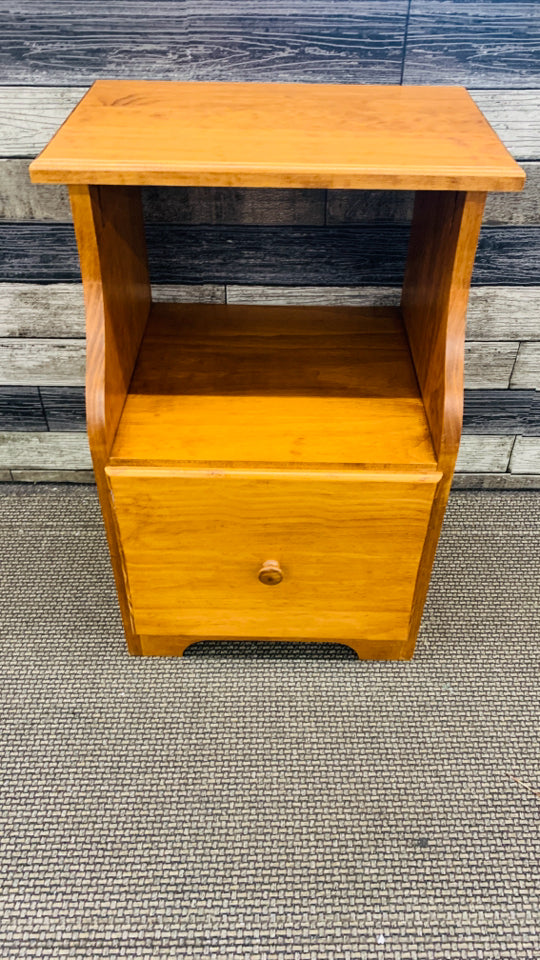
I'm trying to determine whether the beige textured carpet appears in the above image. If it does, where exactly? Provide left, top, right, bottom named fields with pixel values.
left=0, top=485, right=539, bottom=959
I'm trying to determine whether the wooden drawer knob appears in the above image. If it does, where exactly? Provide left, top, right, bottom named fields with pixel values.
left=258, top=560, right=283, bottom=586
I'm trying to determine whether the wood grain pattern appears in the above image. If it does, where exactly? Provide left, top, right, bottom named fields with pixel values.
left=0, top=283, right=224, bottom=337
left=509, top=437, right=540, bottom=473
left=105, top=467, right=439, bottom=657
left=0, top=431, right=530, bottom=478
left=0, top=87, right=87, bottom=156
left=111, top=302, right=437, bottom=471
left=0, top=338, right=85, bottom=386
left=452, top=472, right=540, bottom=490
left=326, top=163, right=540, bottom=226
left=0, top=431, right=91, bottom=469
left=470, top=91, right=540, bottom=161
left=456, top=435, right=514, bottom=473
left=510, top=343, right=540, bottom=389
left=404, top=1, right=540, bottom=87
left=5, top=160, right=540, bottom=224
left=466, top=287, right=540, bottom=341
left=465, top=341, right=520, bottom=389
left=0, top=2, right=408, bottom=85
left=463, top=390, right=540, bottom=436
left=0, top=387, right=45, bottom=432
left=9, top=468, right=95, bottom=483
left=143, top=186, right=326, bottom=226
left=5, top=386, right=540, bottom=437
left=39, top=387, right=86, bottom=432
left=0, top=336, right=525, bottom=391
left=4, top=222, right=540, bottom=286
left=402, top=192, right=487, bottom=461
left=401, top=190, right=486, bottom=656
left=69, top=184, right=151, bottom=655
left=29, top=81, right=524, bottom=190
left=227, top=283, right=540, bottom=342
left=3, top=87, right=538, bottom=160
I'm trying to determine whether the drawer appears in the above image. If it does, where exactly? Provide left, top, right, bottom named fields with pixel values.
left=106, top=467, right=440, bottom=655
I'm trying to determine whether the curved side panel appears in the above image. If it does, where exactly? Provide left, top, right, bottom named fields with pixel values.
left=69, top=185, right=151, bottom=654
left=401, top=191, right=486, bottom=656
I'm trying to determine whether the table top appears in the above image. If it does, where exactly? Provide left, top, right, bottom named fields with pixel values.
left=29, top=80, right=524, bottom=192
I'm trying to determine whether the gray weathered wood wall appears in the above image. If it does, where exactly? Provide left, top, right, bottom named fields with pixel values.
left=0, top=1, right=539, bottom=487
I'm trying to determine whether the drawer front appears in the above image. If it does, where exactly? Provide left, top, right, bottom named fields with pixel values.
left=106, top=467, right=439, bottom=649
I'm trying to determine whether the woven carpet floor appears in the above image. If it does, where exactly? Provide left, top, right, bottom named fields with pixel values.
left=0, top=485, right=538, bottom=960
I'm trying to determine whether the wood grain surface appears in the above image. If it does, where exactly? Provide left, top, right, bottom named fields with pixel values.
left=0, top=337, right=528, bottom=391
left=463, top=390, right=540, bottom=436
left=510, top=343, right=540, bottom=389
left=0, top=2, right=408, bottom=85
left=404, top=1, right=540, bottom=87
left=3, top=222, right=540, bottom=286
left=456, top=435, right=515, bottom=473
left=69, top=184, right=151, bottom=655
left=105, top=466, right=439, bottom=657
left=0, top=387, right=44, bottom=432
left=509, top=437, right=540, bottom=473
left=4, top=387, right=540, bottom=438
left=401, top=189, right=486, bottom=656
left=0, top=431, right=91, bottom=469
left=3, top=283, right=539, bottom=341
left=29, top=81, right=524, bottom=190
left=3, top=87, right=538, bottom=160
left=0, top=430, right=525, bottom=475
left=5, top=160, right=540, bottom=223
left=111, top=302, right=437, bottom=471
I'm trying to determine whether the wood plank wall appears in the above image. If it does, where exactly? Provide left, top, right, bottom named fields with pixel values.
left=0, top=1, right=539, bottom=487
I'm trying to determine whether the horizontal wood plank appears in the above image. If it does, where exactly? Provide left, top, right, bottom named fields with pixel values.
left=0, top=283, right=224, bottom=337
left=228, top=284, right=540, bottom=341
left=0, top=431, right=91, bottom=469
left=456, top=435, right=515, bottom=473
left=2, top=88, right=538, bottom=162
left=39, top=387, right=86, bottom=431
left=471, top=91, right=540, bottom=160
left=3, top=87, right=538, bottom=162
left=6, top=158, right=539, bottom=224
left=464, top=342, right=519, bottom=389
left=6, top=468, right=538, bottom=487
left=1, top=283, right=537, bottom=342
left=2, top=223, right=540, bottom=286
left=466, top=287, right=540, bottom=341
left=452, top=472, right=540, bottom=490
left=1, top=163, right=327, bottom=223
left=0, top=87, right=87, bottom=157
left=0, top=338, right=85, bottom=386
left=326, top=163, right=540, bottom=226
left=0, top=336, right=530, bottom=391
left=5, top=385, right=540, bottom=436
left=510, top=342, right=540, bottom=389
left=8, top=468, right=95, bottom=483
left=0, top=433, right=537, bottom=480
left=2, top=386, right=539, bottom=438
left=0, top=386, right=45, bottom=431
left=0, top=2, right=408, bottom=85
left=509, top=437, right=540, bottom=473
left=404, top=2, right=540, bottom=87
left=30, top=82, right=523, bottom=190
left=463, top=390, right=540, bottom=436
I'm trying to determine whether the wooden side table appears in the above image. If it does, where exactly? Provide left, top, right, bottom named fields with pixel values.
left=30, top=81, right=524, bottom=659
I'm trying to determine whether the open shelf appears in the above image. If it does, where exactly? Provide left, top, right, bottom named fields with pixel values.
left=110, top=302, right=437, bottom=472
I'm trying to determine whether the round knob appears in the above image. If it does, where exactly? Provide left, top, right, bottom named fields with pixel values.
left=258, top=560, right=283, bottom=586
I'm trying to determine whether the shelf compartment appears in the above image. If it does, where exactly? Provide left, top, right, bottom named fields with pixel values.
left=110, top=302, right=437, bottom=472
